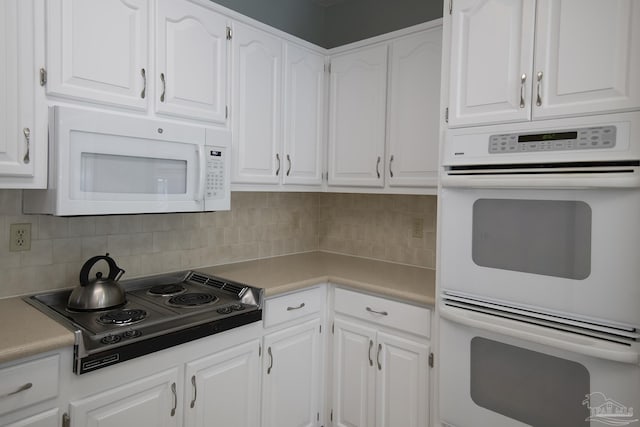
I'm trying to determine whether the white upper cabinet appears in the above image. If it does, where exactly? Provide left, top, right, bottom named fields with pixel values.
left=155, top=0, right=228, bottom=123
left=282, top=44, right=325, bottom=186
left=328, top=44, right=388, bottom=188
left=448, top=0, right=640, bottom=127
left=231, top=22, right=283, bottom=185
left=0, top=0, right=47, bottom=188
left=533, top=0, right=640, bottom=119
left=387, top=28, right=442, bottom=188
left=46, top=0, right=149, bottom=110
left=448, top=0, right=535, bottom=127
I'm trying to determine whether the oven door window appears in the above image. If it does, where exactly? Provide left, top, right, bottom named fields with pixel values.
left=470, top=337, right=590, bottom=426
left=472, top=199, right=592, bottom=279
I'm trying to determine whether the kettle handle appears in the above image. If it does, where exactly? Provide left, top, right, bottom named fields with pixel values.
left=79, top=253, right=125, bottom=286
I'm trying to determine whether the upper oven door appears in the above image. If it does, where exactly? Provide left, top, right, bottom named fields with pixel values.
left=440, top=186, right=640, bottom=327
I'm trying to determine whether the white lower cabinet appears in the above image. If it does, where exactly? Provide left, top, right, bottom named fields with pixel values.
left=68, top=368, right=180, bottom=427
left=262, top=319, right=323, bottom=427
left=3, top=409, right=59, bottom=427
left=184, top=339, right=261, bottom=427
left=332, top=288, right=431, bottom=427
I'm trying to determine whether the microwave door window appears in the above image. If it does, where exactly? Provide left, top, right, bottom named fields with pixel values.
left=80, top=153, right=188, bottom=198
left=472, top=199, right=592, bottom=280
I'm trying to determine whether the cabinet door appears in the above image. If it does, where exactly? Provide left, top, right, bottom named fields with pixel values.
left=533, top=0, right=640, bottom=119
left=282, top=44, right=325, bottom=186
left=375, top=332, right=430, bottom=427
left=184, top=340, right=260, bottom=427
left=0, top=0, right=46, bottom=188
left=328, top=45, right=387, bottom=188
left=387, top=28, right=442, bottom=188
left=4, top=409, right=58, bottom=427
left=69, top=368, right=180, bottom=427
left=46, top=0, right=148, bottom=109
left=231, top=22, right=283, bottom=184
left=448, top=0, right=535, bottom=127
left=156, top=0, right=228, bottom=123
left=332, top=318, right=377, bottom=427
left=262, top=319, right=322, bottom=427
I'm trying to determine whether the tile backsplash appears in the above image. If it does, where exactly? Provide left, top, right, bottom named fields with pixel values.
left=0, top=190, right=436, bottom=298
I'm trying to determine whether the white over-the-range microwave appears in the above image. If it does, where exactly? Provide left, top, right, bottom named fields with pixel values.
left=23, top=106, right=230, bottom=216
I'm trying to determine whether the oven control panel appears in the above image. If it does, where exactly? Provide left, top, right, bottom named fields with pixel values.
left=489, top=125, right=617, bottom=154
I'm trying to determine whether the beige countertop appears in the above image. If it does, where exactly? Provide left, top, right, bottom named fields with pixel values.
left=199, top=251, right=436, bottom=306
left=0, top=251, right=435, bottom=365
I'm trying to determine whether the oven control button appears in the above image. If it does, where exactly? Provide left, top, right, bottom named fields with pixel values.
left=121, top=330, right=142, bottom=339
left=100, top=334, right=122, bottom=345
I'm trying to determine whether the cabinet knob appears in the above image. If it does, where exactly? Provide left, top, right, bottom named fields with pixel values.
left=536, top=71, right=543, bottom=107
left=520, top=73, right=527, bottom=108
left=22, top=128, right=31, bottom=164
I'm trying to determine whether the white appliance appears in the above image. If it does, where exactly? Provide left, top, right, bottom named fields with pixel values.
left=23, top=107, right=230, bottom=215
left=438, top=112, right=640, bottom=427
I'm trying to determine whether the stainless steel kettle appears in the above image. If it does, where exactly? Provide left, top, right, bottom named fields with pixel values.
left=67, top=253, right=126, bottom=311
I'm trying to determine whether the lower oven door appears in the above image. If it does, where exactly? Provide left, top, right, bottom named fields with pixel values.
left=439, top=305, right=640, bottom=427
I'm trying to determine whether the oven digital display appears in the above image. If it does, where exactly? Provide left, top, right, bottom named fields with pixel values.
left=517, top=131, right=577, bottom=143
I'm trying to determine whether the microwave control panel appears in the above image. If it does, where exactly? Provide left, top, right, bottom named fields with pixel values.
left=205, top=148, right=226, bottom=200
left=489, top=125, right=617, bottom=154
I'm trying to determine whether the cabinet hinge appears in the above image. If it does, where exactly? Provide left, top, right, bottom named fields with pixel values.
left=449, top=0, right=453, bottom=14
left=62, top=413, right=70, bottom=427
left=39, top=68, right=47, bottom=86
left=445, top=107, right=449, bottom=123
left=226, top=26, right=233, bottom=40
left=429, top=352, right=434, bottom=368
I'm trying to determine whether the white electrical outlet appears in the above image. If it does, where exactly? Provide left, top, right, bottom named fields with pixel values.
left=10, top=223, right=31, bottom=252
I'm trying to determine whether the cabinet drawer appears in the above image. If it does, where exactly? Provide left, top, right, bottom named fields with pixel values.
left=334, top=288, right=430, bottom=338
left=0, top=354, right=59, bottom=416
left=264, top=287, right=323, bottom=328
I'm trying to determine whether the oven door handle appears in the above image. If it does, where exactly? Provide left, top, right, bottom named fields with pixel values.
left=440, top=305, right=639, bottom=365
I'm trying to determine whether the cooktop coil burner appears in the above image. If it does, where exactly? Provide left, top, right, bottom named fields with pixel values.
left=97, top=309, right=147, bottom=325
left=148, top=283, right=186, bottom=296
left=168, top=293, right=218, bottom=307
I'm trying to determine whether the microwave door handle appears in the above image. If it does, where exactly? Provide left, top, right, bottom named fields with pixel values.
left=196, top=147, right=206, bottom=204
left=439, top=305, right=639, bottom=365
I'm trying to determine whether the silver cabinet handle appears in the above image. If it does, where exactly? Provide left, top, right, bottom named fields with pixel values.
left=286, top=154, right=291, bottom=176
left=368, top=339, right=374, bottom=366
left=1, top=382, right=32, bottom=399
left=160, top=73, right=166, bottom=102
left=520, top=73, right=526, bottom=108
left=286, top=302, right=305, bottom=311
left=389, top=155, right=394, bottom=178
left=377, top=343, right=382, bottom=370
left=22, top=128, right=30, bottom=164
left=267, top=347, right=273, bottom=374
left=190, top=375, right=197, bottom=408
left=376, top=156, right=381, bottom=178
left=141, top=68, right=146, bottom=99
left=170, top=382, right=177, bottom=416
left=366, top=307, right=388, bottom=316
left=275, top=153, right=280, bottom=176
left=536, top=71, right=543, bottom=106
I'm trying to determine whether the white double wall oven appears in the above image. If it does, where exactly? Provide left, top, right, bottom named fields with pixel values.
left=438, top=112, right=640, bottom=427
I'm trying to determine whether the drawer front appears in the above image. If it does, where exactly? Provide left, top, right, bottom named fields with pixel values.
left=264, top=287, right=323, bottom=328
left=334, top=288, right=431, bottom=338
left=0, top=354, right=59, bottom=416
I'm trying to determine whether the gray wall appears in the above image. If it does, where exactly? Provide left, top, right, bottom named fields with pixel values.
left=324, top=0, right=443, bottom=48
left=209, top=0, right=326, bottom=47
left=209, top=0, right=443, bottom=48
